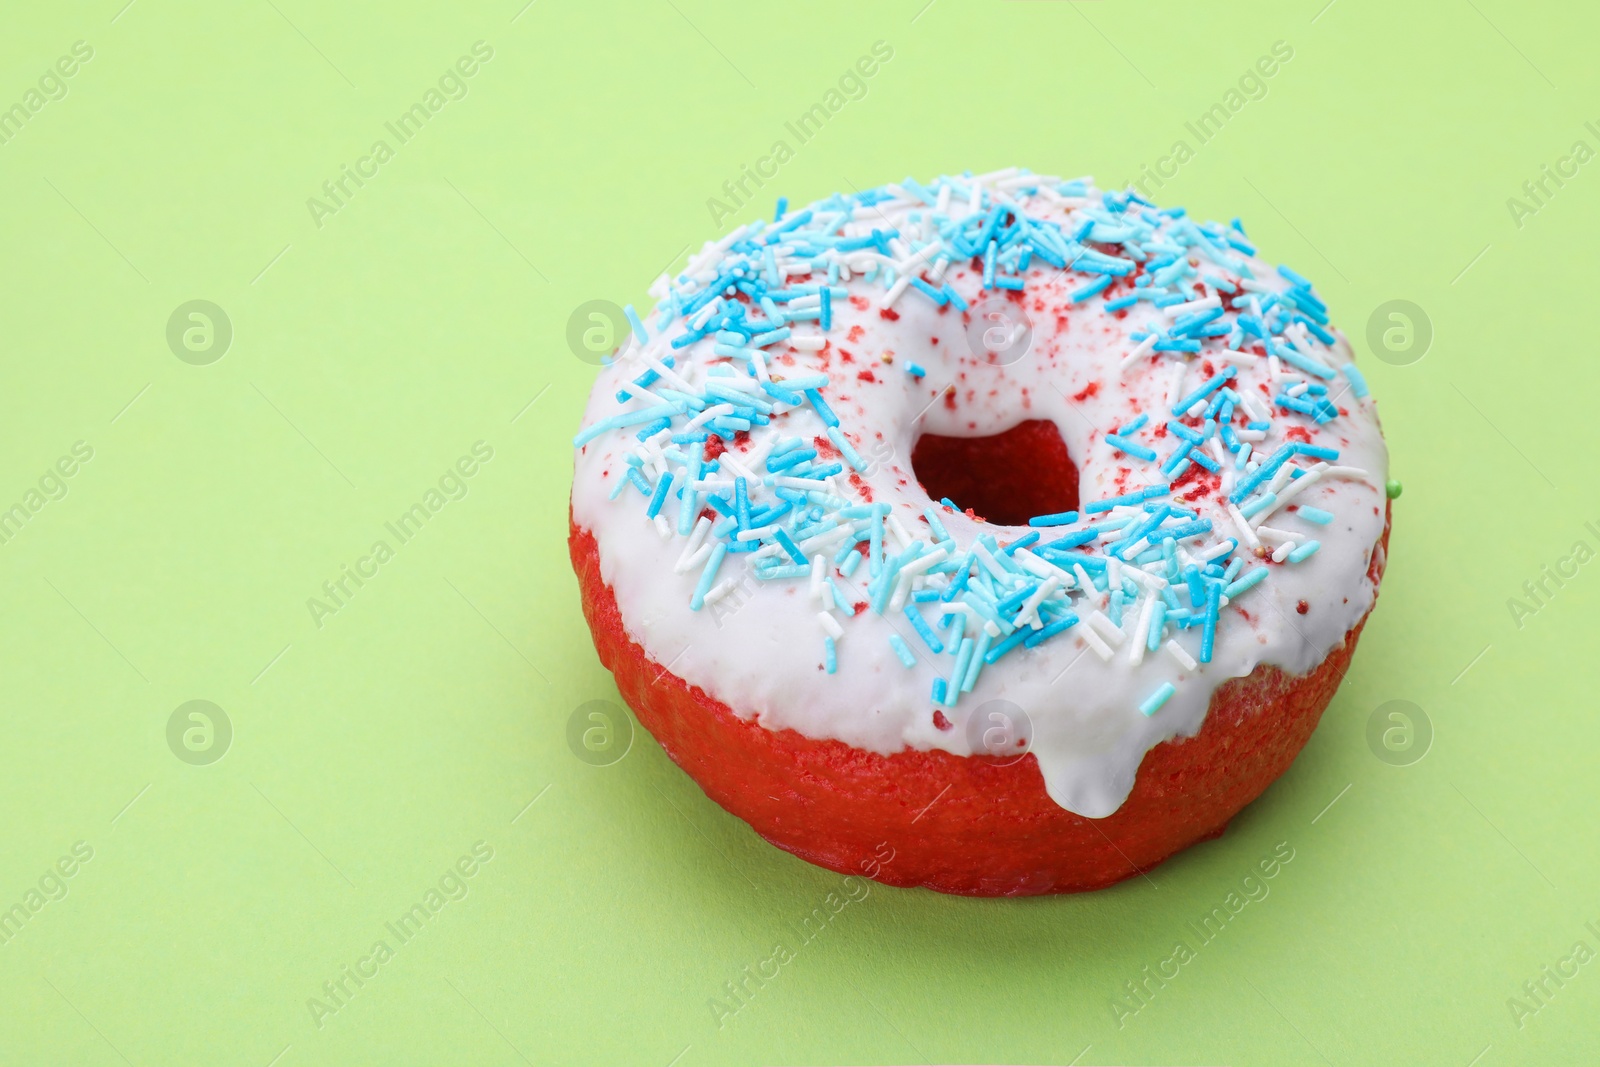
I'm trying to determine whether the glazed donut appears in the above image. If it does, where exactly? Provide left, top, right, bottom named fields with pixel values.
left=569, top=169, right=1390, bottom=895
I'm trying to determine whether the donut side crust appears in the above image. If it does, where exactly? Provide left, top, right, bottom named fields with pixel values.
left=569, top=505, right=1389, bottom=897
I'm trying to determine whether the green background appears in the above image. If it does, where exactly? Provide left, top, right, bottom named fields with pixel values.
left=1, top=1, right=1594, bottom=1064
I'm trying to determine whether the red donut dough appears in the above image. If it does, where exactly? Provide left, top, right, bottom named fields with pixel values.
left=570, top=508, right=1388, bottom=896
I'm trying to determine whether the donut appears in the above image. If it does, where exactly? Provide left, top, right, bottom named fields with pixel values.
left=569, top=169, right=1391, bottom=896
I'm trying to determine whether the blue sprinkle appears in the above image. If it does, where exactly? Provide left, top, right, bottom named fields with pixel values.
left=1147, top=601, right=1167, bottom=651
left=1001, top=531, right=1039, bottom=555
left=1288, top=540, right=1321, bottom=563
left=1070, top=275, right=1113, bottom=303
left=1171, top=366, right=1237, bottom=416
left=1024, top=613, right=1079, bottom=648
left=1040, top=528, right=1098, bottom=551
left=889, top=633, right=917, bottom=668
left=1296, top=505, right=1333, bottom=525
left=1223, top=566, right=1269, bottom=599
left=805, top=388, right=839, bottom=427
left=983, top=626, right=1031, bottom=665
left=905, top=604, right=945, bottom=653
left=734, top=476, right=751, bottom=530
left=824, top=635, right=837, bottom=674
left=624, top=304, right=649, bottom=345
left=906, top=362, right=927, bottom=378
left=948, top=638, right=975, bottom=697
left=1167, top=420, right=1203, bottom=444
left=826, top=426, right=869, bottom=472
left=774, top=528, right=807, bottom=565
left=1029, top=510, right=1080, bottom=527
left=690, top=543, right=728, bottom=611
left=1105, top=434, right=1158, bottom=461
left=1139, top=683, right=1176, bottom=716
left=1200, top=580, right=1220, bottom=663
left=909, top=276, right=949, bottom=305
left=1187, top=447, right=1221, bottom=473
left=625, top=467, right=652, bottom=496
left=1085, top=489, right=1150, bottom=514
left=1239, top=492, right=1276, bottom=519
left=645, top=471, right=674, bottom=519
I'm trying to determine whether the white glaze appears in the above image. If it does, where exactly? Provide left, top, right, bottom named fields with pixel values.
left=571, top=174, right=1388, bottom=818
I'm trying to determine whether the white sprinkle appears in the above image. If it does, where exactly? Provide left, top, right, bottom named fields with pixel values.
left=653, top=515, right=673, bottom=540
left=886, top=515, right=915, bottom=551
left=1207, top=435, right=1228, bottom=468
left=809, top=554, right=825, bottom=600
left=677, top=542, right=712, bottom=575
left=704, top=577, right=741, bottom=606
left=675, top=516, right=713, bottom=572
left=896, top=241, right=941, bottom=275
left=1123, top=564, right=1167, bottom=591
left=772, top=476, right=832, bottom=491
left=718, top=451, right=760, bottom=482
left=1088, top=610, right=1126, bottom=647
left=1238, top=389, right=1271, bottom=422
left=1227, top=503, right=1261, bottom=550
left=1165, top=360, right=1188, bottom=409
left=797, top=524, right=852, bottom=554
left=879, top=274, right=912, bottom=309
left=1321, top=465, right=1375, bottom=483
left=1072, top=564, right=1098, bottom=603
left=1164, top=295, right=1221, bottom=318
left=1079, top=619, right=1114, bottom=662
left=1014, top=577, right=1061, bottom=629
left=790, top=335, right=826, bottom=351
left=1272, top=540, right=1295, bottom=562
left=973, top=543, right=1010, bottom=583
left=1128, top=594, right=1156, bottom=666
left=1257, top=468, right=1325, bottom=521
left=1119, top=333, right=1158, bottom=371
left=1014, top=547, right=1073, bottom=586
left=1255, top=525, right=1296, bottom=544
left=817, top=612, right=844, bottom=640
left=1165, top=639, right=1198, bottom=671
left=1264, top=462, right=1302, bottom=497
left=684, top=403, right=735, bottom=432
left=642, top=353, right=695, bottom=393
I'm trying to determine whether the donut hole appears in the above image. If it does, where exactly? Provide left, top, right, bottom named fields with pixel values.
left=910, top=419, right=1079, bottom=526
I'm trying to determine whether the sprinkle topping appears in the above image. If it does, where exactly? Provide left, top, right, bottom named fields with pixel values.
left=574, top=169, right=1384, bottom=726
